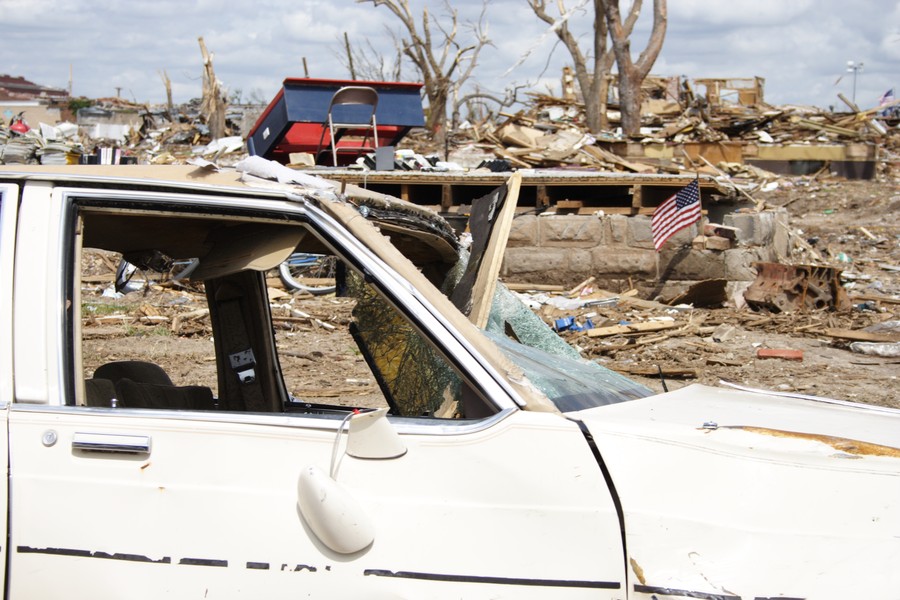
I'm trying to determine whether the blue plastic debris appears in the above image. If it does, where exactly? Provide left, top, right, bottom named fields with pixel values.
left=570, top=318, right=594, bottom=332
left=554, top=316, right=575, bottom=332
left=554, top=316, right=595, bottom=332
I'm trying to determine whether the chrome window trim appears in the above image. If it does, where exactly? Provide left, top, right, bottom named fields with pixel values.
left=10, top=403, right=518, bottom=437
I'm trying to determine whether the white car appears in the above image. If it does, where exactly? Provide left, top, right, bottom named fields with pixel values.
left=0, top=162, right=897, bottom=599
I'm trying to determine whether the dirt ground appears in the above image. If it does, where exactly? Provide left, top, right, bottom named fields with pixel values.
left=81, top=176, right=899, bottom=410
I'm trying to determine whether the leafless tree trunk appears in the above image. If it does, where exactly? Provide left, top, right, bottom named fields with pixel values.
left=159, top=69, right=174, bottom=120
left=198, top=36, right=227, bottom=140
left=357, top=0, right=491, bottom=144
left=344, top=32, right=357, bottom=80
left=336, top=35, right=404, bottom=82
left=526, top=0, right=641, bottom=133
left=605, top=0, right=667, bottom=137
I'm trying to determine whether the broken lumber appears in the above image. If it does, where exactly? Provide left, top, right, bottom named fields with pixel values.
left=849, top=292, right=900, bottom=305
left=617, top=366, right=698, bottom=378
left=823, top=328, right=900, bottom=343
left=504, top=282, right=567, bottom=292
left=581, top=145, right=655, bottom=173
left=757, top=348, right=804, bottom=361
left=587, top=321, right=676, bottom=338
left=567, top=276, right=596, bottom=296
left=469, top=172, right=522, bottom=329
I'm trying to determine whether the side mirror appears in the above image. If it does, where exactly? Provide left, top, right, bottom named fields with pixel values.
left=347, top=407, right=407, bottom=459
left=295, top=409, right=404, bottom=554
left=296, top=465, right=374, bottom=554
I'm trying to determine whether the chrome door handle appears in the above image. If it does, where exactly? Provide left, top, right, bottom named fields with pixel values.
left=72, top=432, right=152, bottom=455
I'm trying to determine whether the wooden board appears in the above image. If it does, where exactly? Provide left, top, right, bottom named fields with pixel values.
left=470, top=172, right=522, bottom=329
left=823, top=328, right=900, bottom=343
left=587, top=321, right=676, bottom=338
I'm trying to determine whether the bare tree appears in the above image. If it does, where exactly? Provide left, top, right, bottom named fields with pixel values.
left=198, top=36, right=227, bottom=139
left=336, top=33, right=404, bottom=82
left=158, top=69, right=174, bottom=120
left=452, top=84, right=524, bottom=130
left=526, top=0, right=643, bottom=133
left=357, top=0, right=491, bottom=141
left=604, top=0, right=667, bottom=136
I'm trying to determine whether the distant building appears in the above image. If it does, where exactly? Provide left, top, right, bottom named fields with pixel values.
left=0, top=74, right=72, bottom=127
left=0, top=74, right=69, bottom=102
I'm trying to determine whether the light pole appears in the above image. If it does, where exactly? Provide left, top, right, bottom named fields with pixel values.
left=846, top=61, right=864, bottom=103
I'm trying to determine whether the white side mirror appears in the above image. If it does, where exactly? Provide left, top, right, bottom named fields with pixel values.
left=296, top=465, right=374, bottom=554
left=347, top=407, right=407, bottom=459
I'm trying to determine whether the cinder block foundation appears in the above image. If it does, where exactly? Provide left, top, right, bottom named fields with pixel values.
left=502, top=208, right=791, bottom=293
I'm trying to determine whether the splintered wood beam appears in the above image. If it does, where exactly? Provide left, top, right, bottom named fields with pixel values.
left=587, top=321, right=676, bottom=338
left=556, top=199, right=584, bottom=209
left=470, top=172, right=522, bottom=329
left=616, top=366, right=698, bottom=378
left=504, top=282, right=567, bottom=292
left=536, top=184, right=549, bottom=210
left=441, top=184, right=452, bottom=211
left=823, top=328, right=900, bottom=343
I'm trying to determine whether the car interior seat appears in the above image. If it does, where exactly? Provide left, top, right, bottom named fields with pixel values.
left=88, top=360, right=215, bottom=410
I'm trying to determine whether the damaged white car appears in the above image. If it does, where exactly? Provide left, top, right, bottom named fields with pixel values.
left=0, top=162, right=896, bottom=599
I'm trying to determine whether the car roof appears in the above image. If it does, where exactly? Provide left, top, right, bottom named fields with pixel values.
left=0, top=164, right=270, bottom=194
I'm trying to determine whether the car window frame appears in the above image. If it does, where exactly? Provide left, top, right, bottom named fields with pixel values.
left=0, top=184, right=19, bottom=407
left=58, top=185, right=522, bottom=433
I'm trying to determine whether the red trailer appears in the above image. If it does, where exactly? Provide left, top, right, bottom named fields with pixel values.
left=247, top=77, right=425, bottom=166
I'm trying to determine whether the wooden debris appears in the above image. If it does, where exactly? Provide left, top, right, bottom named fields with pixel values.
left=850, top=292, right=900, bottom=305
left=172, top=308, right=210, bottom=333
left=504, top=283, right=567, bottom=292
left=616, top=366, right=698, bottom=378
left=567, top=276, right=596, bottom=296
left=757, top=348, right=804, bottom=361
left=587, top=321, right=676, bottom=338
left=706, top=356, right=744, bottom=367
left=823, top=328, right=900, bottom=343
left=467, top=172, right=522, bottom=329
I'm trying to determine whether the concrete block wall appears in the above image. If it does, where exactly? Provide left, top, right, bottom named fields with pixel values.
left=502, top=208, right=790, bottom=286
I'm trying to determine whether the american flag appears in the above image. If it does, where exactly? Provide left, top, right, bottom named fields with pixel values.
left=651, top=179, right=702, bottom=251
left=879, top=88, right=895, bottom=106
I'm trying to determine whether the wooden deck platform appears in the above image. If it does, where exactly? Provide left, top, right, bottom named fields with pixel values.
left=310, top=169, right=734, bottom=216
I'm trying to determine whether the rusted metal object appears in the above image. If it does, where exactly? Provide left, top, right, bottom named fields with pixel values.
left=744, top=262, right=850, bottom=312
left=727, top=426, right=900, bottom=458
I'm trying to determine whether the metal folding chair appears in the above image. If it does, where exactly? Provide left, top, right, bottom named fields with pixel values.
left=317, top=86, right=379, bottom=166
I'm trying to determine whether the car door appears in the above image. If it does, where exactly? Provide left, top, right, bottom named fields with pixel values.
left=7, top=183, right=626, bottom=599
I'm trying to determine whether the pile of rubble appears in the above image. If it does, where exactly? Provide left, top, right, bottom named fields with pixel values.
left=448, top=84, right=900, bottom=178
left=509, top=267, right=898, bottom=408
left=0, top=96, right=260, bottom=167
left=3, top=77, right=898, bottom=200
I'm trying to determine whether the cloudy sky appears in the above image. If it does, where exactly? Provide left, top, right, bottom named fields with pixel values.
left=2, top=0, right=898, bottom=112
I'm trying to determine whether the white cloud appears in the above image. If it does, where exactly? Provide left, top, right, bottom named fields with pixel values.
left=671, top=0, right=814, bottom=26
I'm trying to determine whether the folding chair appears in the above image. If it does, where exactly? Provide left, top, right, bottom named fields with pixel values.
left=316, top=86, right=379, bottom=166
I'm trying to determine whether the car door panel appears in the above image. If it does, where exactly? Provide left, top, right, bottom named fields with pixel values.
left=8, top=406, right=624, bottom=598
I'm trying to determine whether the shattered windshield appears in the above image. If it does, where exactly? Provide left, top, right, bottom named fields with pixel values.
left=484, top=330, right=653, bottom=412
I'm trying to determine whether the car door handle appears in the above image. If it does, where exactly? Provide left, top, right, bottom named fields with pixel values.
left=72, top=432, right=152, bottom=455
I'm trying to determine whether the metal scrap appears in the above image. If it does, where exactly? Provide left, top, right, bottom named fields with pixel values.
left=744, top=262, right=851, bottom=312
